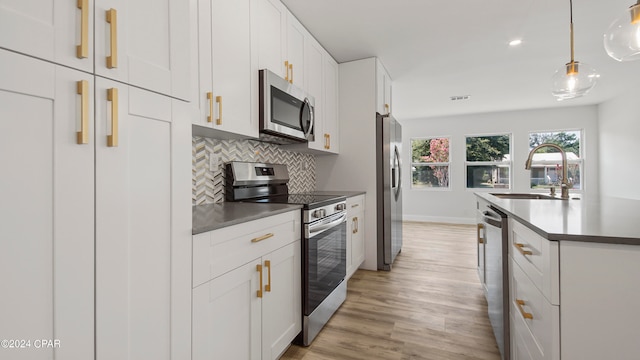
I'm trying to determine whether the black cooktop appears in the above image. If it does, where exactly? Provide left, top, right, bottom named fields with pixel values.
left=247, top=193, right=346, bottom=209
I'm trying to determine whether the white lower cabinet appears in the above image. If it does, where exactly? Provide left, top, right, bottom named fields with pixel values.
left=346, top=195, right=366, bottom=279
left=192, top=211, right=302, bottom=360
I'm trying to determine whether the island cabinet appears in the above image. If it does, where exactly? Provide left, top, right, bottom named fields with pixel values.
left=508, top=217, right=640, bottom=360
left=192, top=210, right=302, bottom=360
left=0, top=0, right=190, bottom=100
left=346, top=195, right=366, bottom=279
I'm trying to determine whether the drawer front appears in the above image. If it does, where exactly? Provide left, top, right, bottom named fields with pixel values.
left=193, top=211, right=300, bottom=288
left=346, top=195, right=365, bottom=217
left=509, top=219, right=559, bottom=304
left=511, top=257, right=560, bottom=360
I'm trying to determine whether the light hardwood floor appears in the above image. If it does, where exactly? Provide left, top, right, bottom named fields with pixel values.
left=280, top=221, right=501, bottom=360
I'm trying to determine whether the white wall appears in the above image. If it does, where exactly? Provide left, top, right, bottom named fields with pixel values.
left=401, top=105, right=600, bottom=224
left=598, top=84, right=640, bottom=200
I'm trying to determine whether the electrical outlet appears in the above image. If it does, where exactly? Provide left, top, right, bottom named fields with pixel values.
left=300, top=160, right=308, bottom=171
left=209, top=156, right=219, bottom=169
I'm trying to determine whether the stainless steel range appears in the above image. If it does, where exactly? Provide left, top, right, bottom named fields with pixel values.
left=225, top=161, right=347, bottom=346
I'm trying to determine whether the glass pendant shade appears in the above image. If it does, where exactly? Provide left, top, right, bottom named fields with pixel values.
left=551, top=61, right=598, bottom=100
left=604, top=2, right=640, bottom=61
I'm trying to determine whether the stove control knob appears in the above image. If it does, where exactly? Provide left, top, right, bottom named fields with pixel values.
left=312, top=209, right=327, bottom=218
left=335, top=203, right=346, bottom=211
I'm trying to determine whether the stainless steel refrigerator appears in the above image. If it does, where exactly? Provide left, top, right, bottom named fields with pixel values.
left=376, top=113, right=403, bottom=270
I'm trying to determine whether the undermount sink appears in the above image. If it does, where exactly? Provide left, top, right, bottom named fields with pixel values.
left=490, top=193, right=562, bottom=200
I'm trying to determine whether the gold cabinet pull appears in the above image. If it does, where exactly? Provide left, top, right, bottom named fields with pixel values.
left=516, top=299, right=533, bottom=319
left=76, top=80, right=89, bottom=144
left=385, top=103, right=390, bottom=114
left=289, top=63, right=293, bottom=84
left=477, top=223, right=484, bottom=244
left=206, top=92, right=213, bottom=123
left=251, top=233, right=274, bottom=243
left=351, top=204, right=359, bottom=208
left=514, top=243, right=532, bottom=256
left=284, top=61, right=290, bottom=82
left=324, top=134, right=330, bottom=149
left=106, top=8, right=118, bottom=68
left=256, top=264, right=263, bottom=298
left=76, top=0, right=89, bottom=58
left=352, top=217, right=359, bottom=234
left=265, top=260, right=271, bottom=292
left=215, top=96, right=222, bottom=125
left=107, top=88, right=118, bottom=147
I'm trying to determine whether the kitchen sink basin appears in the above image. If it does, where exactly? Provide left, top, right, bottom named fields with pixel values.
left=490, top=193, right=562, bottom=200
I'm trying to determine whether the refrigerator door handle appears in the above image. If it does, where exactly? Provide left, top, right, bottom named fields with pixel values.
left=393, top=145, right=402, bottom=198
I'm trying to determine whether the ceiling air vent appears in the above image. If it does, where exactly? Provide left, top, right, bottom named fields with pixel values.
left=450, top=95, right=471, bottom=101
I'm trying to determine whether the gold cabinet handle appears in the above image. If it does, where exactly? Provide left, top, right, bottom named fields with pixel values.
left=289, top=63, right=293, bottom=84
left=256, top=264, right=263, bottom=298
left=516, top=299, right=533, bottom=319
left=106, top=9, right=118, bottom=68
left=385, top=103, right=390, bottom=114
left=477, top=223, right=484, bottom=244
left=251, top=233, right=274, bottom=243
left=351, top=204, right=359, bottom=208
left=76, top=80, right=89, bottom=144
left=352, top=217, right=357, bottom=234
left=107, top=88, right=118, bottom=147
left=514, top=243, right=533, bottom=256
left=76, top=0, right=89, bottom=58
left=264, top=260, right=271, bottom=292
left=215, top=96, right=222, bottom=125
left=284, top=61, right=290, bottom=82
left=206, top=92, right=213, bottom=123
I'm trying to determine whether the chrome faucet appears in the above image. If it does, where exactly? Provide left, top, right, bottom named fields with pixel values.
left=525, top=143, right=572, bottom=199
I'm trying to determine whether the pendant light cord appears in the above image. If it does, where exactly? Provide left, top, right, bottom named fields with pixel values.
left=569, top=0, right=575, bottom=63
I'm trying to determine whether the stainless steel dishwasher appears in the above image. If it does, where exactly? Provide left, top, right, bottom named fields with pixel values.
left=480, top=204, right=510, bottom=360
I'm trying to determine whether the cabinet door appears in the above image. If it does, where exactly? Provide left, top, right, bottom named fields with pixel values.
left=376, top=59, right=391, bottom=115
left=305, top=39, right=325, bottom=152
left=286, top=14, right=306, bottom=88
left=94, top=0, right=189, bottom=100
left=0, top=50, right=94, bottom=359
left=95, top=78, right=192, bottom=360
left=323, top=53, right=339, bottom=153
left=208, top=0, right=258, bottom=137
left=193, top=260, right=262, bottom=360
left=254, top=0, right=287, bottom=79
left=261, top=241, right=302, bottom=360
left=0, top=0, right=94, bottom=73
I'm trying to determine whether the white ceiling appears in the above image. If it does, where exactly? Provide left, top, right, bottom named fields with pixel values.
left=281, top=0, right=640, bottom=121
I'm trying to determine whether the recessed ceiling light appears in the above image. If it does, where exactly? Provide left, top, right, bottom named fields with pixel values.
left=509, top=39, right=523, bottom=47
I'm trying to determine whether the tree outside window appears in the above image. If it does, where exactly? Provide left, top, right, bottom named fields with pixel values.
left=528, top=130, right=582, bottom=190
left=465, top=134, right=511, bottom=189
left=411, top=137, right=450, bottom=189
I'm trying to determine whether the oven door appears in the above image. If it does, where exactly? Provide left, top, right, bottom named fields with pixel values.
left=303, top=211, right=346, bottom=316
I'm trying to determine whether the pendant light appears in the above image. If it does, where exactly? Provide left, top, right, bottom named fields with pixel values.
left=604, top=1, right=640, bottom=61
left=551, top=0, right=599, bottom=100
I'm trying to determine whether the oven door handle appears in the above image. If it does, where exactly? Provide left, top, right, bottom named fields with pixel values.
left=309, top=213, right=346, bottom=237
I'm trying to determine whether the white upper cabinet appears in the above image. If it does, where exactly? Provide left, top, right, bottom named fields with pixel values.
left=192, top=0, right=258, bottom=138
left=285, top=14, right=306, bottom=89
left=323, top=52, right=339, bottom=154
left=94, top=0, right=190, bottom=100
left=376, top=59, right=392, bottom=115
left=305, top=39, right=325, bottom=152
left=0, top=0, right=95, bottom=73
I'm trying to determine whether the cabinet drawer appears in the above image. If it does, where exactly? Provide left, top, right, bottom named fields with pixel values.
left=346, top=194, right=365, bottom=217
left=509, top=219, right=559, bottom=304
left=193, top=211, right=300, bottom=288
left=511, top=257, right=559, bottom=360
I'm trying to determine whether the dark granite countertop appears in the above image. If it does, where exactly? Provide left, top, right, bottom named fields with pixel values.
left=476, top=192, right=640, bottom=245
left=314, top=190, right=366, bottom=198
left=193, top=202, right=302, bottom=235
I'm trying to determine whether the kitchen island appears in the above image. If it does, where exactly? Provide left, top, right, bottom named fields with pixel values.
left=476, top=193, right=640, bottom=360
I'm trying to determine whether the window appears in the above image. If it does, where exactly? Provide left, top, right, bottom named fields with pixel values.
left=465, top=134, right=511, bottom=189
left=528, top=130, right=582, bottom=190
left=411, top=137, right=450, bottom=189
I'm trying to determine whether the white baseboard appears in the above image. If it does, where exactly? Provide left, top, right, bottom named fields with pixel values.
left=403, top=214, right=475, bottom=225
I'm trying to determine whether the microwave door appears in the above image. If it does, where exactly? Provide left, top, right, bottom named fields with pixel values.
left=301, top=98, right=314, bottom=141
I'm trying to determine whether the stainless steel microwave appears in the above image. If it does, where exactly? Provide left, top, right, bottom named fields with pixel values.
left=259, top=69, right=315, bottom=144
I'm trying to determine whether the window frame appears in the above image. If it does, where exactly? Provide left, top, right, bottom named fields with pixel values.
left=527, top=129, right=584, bottom=192
left=410, top=136, right=451, bottom=191
left=464, top=133, right=513, bottom=191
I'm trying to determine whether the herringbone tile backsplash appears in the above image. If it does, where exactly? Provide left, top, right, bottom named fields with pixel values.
left=192, top=137, right=316, bottom=205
